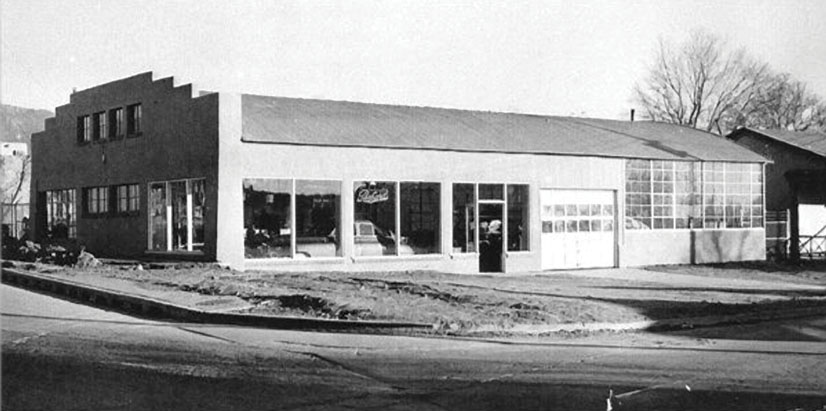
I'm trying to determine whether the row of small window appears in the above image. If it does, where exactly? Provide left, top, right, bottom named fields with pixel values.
left=45, top=186, right=138, bottom=239
left=77, top=103, right=142, bottom=143
left=83, top=184, right=140, bottom=216
left=542, top=218, right=614, bottom=233
left=541, top=204, right=614, bottom=219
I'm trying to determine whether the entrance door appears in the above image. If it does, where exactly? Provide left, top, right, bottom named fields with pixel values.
left=478, top=202, right=504, bottom=272
left=541, top=189, right=616, bottom=269
left=149, top=178, right=206, bottom=252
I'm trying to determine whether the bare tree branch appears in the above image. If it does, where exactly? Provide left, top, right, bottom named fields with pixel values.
left=633, top=30, right=825, bottom=135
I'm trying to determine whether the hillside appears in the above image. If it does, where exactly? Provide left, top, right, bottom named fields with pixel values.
left=1, top=104, right=51, bottom=206
left=1, top=104, right=52, bottom=145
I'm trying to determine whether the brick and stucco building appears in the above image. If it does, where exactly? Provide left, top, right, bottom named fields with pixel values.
left=31, top=73, right=768, bottom=272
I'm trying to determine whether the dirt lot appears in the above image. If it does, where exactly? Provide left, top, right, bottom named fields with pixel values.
left=7, top=259, right=826, bottom=336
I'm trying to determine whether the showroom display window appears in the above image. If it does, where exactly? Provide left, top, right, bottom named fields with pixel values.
left=244, top=179, right=342, bottom=259
left=354, top=181, right=440, bottom=256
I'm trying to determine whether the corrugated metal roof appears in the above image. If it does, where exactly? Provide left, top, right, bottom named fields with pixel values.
left=734, top=128, right=826, bottom=158
left=241, top=94, right=767, bottom=163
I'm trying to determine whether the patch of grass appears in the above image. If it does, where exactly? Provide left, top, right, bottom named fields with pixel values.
left=7, top=260, right=826, bottom=335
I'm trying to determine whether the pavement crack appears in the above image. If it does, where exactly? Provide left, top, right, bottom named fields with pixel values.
left=286, top=349, right=403, bottom=389
left=175, top=326, right=240, bottom=344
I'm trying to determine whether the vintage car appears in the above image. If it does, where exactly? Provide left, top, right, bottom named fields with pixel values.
left=353, top=220, right=415, bottom=256
left=245, top=220, right=415, bottom=258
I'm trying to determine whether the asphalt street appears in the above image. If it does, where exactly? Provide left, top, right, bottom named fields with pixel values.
left=2, top=283, right=825, bottom=410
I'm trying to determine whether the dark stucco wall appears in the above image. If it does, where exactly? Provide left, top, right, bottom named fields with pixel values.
left=29, top=73, right=220, bottom=258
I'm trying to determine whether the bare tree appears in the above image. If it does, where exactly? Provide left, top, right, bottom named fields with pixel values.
left=634, top=31, right=770, bottom=135
left=1, top=154, right=31, bottom=205
left=729, top=72, right=826, bottom=132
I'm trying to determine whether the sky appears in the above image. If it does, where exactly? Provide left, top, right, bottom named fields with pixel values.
left=2, top=0, right=825, bottom=120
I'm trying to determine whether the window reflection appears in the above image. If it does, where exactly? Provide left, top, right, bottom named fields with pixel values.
left=244, top=179, right=291, bottom=258
left=452, top=184, right=476, bottom=253
left=296, top=180, right=341, bottom=258
left=353, top=181, right=398, bottom=256
left=507, top=184, right=529, bottom=251
left=401, top=182, right=440, bottom=254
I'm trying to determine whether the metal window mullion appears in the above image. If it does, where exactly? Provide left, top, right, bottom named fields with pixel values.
left=395, top=182, right=401, bottom=256
left=722, top=163, right=727, bottom=227
left=165, top=182, right=173, bottom=251
left=290, top=179, right=297, bottom=258
left=474, top=184, right=479, bottom=253
left=186, top=180, right=194, bottom=252
left=762, top=163, right=767, bottom=230
left=671, top=162, right=677, bottom=228
left=649, top=161, right=655, bottom=228
left=503, top=184, right=509, bottom=255
left=700, top=163, right=706, bottom=227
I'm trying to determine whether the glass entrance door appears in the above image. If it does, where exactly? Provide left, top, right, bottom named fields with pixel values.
left=478, top=202, right=504, bottom=272
left=149, top=178, right=206, bottom=252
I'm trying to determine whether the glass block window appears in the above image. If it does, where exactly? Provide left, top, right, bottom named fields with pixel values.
left=626, top=160, right=762, bottom=230
left=625, top=159, right=652, bottom=229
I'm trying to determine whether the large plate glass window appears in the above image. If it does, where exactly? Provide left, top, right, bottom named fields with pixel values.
left=45, top=189, right=76, bottom=238
left=148, top=178, right=206, bottom=252
left=244, top=179, right=341, bottom=259
left=243, top=179, right=291, bottom=258
left=452, top=183, right=476, bottom=253
left=149, top=183, right=167, bottom=250
left=353, top=181, right=398, bottom=256
left=507, top=184, right=529, bottom=251
left=296, top=180, right=341, bottom=258
left=400, top=182, right=440, bottom=254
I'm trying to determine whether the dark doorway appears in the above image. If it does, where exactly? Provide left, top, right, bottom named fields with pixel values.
left=478, top=202, right=504, bottom=272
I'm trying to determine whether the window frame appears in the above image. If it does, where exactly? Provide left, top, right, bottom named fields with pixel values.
left=45, top=188, right=77, bottom=238
left=116, top=183, right=140, bottom=215
left=147, top=177, right=207, bottom=253
left=93, top=111, right=107, bottom=141
left=127, top=103, right=142, bottom=136
left=624, top=160, right=764, bottom=231
left=109, top=107, right=124, bottom=139
left=243, top=178, right=343, bottom=260
left=77, top=115, right=91, bottom=144
left=83, top=186, right=111, bottom=217
left=452, top=181, right=531, bottom=255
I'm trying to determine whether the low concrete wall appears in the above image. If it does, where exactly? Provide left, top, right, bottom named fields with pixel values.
left=623, top=229, right=766, bottom=266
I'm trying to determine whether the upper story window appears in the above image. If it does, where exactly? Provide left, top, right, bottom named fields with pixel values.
left=109, top=107, right=124, bottom=138
left=127, top=103, right=142, bottom=135
left=77, top=115, right=91, bottom=143
left=93, top=111, right=107, bottom=141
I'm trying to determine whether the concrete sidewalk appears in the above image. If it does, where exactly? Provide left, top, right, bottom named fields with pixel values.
left=0, top=266, right=432, bottom=332
left=554, top=267, right=825, bottom=290
left=2, top=262, right=825, bottom=336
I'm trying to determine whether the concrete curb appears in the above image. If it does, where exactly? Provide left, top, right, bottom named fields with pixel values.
left=1, top=267, right=432, bottom=332
left=4, top=266, right=825, bottom=337
left=465, top=304, right=826, bottom=336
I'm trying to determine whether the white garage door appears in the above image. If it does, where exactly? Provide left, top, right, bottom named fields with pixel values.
left=541, top=189, right=616, bottom=270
